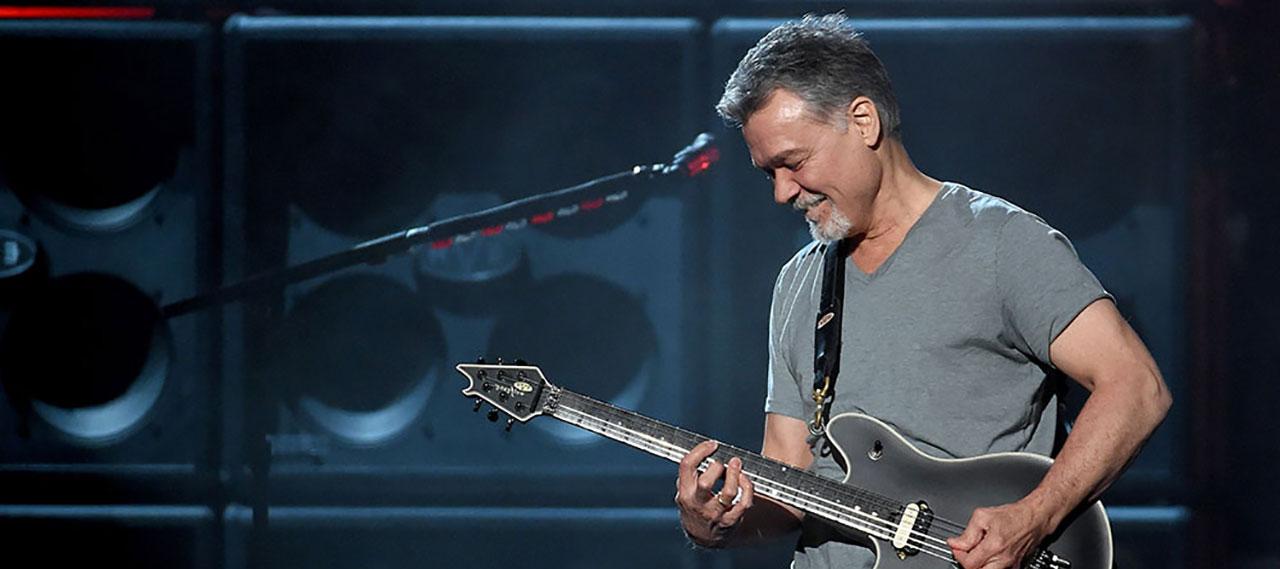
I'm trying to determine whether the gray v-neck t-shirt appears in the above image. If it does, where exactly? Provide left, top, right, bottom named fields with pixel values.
left=765, top=183, right=1110, bottom=569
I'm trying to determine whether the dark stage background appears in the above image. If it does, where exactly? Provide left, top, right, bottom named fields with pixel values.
left=0, top=1, right=1275, bottom=568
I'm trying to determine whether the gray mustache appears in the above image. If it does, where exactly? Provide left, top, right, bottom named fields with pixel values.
left=794, top=195, right=825, bottom=212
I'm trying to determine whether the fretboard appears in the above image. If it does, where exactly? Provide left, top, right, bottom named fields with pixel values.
left=543, top=386, right=905, bottom=539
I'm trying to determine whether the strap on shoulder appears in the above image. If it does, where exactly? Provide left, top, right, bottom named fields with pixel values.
left=810, top=238, right=849, bottom=437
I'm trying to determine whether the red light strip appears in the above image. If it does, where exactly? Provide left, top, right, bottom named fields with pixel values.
left=430, top=189, right=632, bottom=251
left=0, top=6, right=155, bottom=19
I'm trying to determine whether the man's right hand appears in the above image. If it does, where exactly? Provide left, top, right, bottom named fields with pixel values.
left=674, top=440, right=756, bottom=547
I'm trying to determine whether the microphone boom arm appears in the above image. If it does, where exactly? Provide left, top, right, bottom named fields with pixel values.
left=160, top=133, right=716, bottom=319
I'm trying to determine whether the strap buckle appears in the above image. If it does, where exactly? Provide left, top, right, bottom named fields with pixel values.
left=810, top=374, right=833, bottom=436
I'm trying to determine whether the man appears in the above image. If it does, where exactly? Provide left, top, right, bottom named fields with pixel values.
left=674, top=14, right=1172, bottom=569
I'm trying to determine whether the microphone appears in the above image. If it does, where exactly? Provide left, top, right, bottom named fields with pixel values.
left=662, top=132, right=720, bottom=177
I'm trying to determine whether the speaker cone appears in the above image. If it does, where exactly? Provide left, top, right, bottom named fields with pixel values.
left=0, top=37, right=192, bottom=232
left=0, top=272, right=170, bottom=444
left=487, top=273, right=657, bottom=445
left=262, top=274, right=445, bottom=446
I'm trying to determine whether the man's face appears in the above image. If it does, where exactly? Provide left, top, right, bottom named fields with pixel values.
left=741, top=89, right=881, bottom=242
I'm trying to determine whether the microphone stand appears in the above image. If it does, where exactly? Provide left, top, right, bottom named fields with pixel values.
left=162, top=132, right=716, bottom=319
left=175, top=132, right=716, bottom=536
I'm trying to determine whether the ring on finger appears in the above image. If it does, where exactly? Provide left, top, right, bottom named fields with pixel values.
left=715, top=492, right=733, bottom=508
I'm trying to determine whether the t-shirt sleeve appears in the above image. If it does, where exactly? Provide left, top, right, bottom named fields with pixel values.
left=764, top=260, right=809, bottom=421
left=997, top=211, right=1112, bottom=366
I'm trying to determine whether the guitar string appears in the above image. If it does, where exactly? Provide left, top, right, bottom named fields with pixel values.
left=555, top=389, right=974, bottom=536
left=551, top=390, right=974, bottom=541
left=473, top=375, right=1051, bottom=563
left=552, top=396, right=1061, bottom=566
left=746, top=477, right=958, bottom=563
left=552, top=404, right=959, bottom=563
left=556, top=389, right=931, bottom=521
left=561, top=394, right=1063, bottom=568
left=540, top=396, right=1061, bottom=569
left=552, top=403, right=962, bottom=563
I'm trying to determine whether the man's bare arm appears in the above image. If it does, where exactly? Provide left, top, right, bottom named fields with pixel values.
left=949, top=298, right=1173, bottom=568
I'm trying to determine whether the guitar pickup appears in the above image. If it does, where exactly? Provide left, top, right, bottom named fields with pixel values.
left=891, top=501, right=934, bottom=559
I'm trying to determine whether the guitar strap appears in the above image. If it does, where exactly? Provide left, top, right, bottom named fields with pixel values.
left=809, top=238, right=851, bottom=438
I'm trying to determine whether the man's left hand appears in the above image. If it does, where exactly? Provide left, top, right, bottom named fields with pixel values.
left=946, top=499, right=1056, bottom=569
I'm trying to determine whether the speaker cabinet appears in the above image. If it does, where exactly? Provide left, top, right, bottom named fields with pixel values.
left=707, top=17, right=1193, bottom=501
left=0, top=21, right=216, bottom=502
left=1109, top=506, right=1190, bottom=569
left=0, top=505, right=217, bottom=567
left=223, top=16, right=706, bottom=505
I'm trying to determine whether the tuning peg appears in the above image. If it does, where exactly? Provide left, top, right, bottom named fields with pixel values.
left=486, top=409, right=499, bottom=422
left=515, top=358, right=527, bottom=366
left=472, top=399, right=482, bottom=412
left=475, top=356, right=486, bottom=364
left=496, top=357, right=504, bottom=365
left=505, top=418, right=515, bottom=432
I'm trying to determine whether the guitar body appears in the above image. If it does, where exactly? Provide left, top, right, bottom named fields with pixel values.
left=825, top=412, right=1113, bottom=569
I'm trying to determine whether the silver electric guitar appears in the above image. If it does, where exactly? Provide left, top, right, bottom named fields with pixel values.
left=456, top=362, right=1112, bottom=569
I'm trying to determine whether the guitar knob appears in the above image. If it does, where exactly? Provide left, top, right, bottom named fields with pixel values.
left=472, top=399, right=482, bottom=412
left=486, top=409, right=500, bottom=422
left=505, top=418, right=515, bottom=432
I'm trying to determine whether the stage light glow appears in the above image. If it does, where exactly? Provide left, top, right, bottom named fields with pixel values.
left=0, top=6, right=155, bottom=19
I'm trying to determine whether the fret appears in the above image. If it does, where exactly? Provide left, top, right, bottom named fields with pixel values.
left=547, top=387, right=897, bottom=522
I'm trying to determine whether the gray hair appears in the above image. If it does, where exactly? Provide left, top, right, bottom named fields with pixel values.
left=716, top=13, right=901, bottom=138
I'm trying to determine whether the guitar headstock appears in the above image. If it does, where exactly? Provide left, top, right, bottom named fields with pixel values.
left=455, top=360, right=552, bottom=425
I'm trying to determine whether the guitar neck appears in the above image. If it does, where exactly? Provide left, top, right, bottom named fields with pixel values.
left=543, top=386, right=901, bottom=539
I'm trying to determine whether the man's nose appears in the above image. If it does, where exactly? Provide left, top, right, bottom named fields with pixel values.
left=772, top=171, right=799, bottom=205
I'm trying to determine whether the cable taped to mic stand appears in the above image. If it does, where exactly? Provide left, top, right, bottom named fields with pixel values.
left=161, top=132, right=720, bottom=319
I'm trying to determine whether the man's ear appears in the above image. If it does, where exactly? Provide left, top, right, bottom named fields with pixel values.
left=846, top=96, right=882, bottom=148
